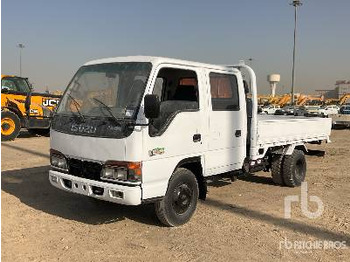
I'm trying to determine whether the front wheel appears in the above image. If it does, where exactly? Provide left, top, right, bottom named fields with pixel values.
left=155, top=168, right=199, bottom=227
left=1, top=111, right=21, bottom=141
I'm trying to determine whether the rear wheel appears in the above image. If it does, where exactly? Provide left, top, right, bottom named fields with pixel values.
left=282, top=149, right=306, bottom=187
left=271, top=154, right=285, bottom=185
left=155, top=168, right=199, bottom=227
left=1, top=111, right=21, bottom=141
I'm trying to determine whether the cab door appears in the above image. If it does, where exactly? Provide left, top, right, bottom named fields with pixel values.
left=204, top=69, right=247, bottom=176
left=141, top=65, right=207, bottom=199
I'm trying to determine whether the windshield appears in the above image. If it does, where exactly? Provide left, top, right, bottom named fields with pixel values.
left=56, top=62, right=152, bottom=120
left=2, top=77, right=31, bottom=93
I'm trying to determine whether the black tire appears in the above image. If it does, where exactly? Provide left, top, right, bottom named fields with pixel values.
left=155, top=168, right=199, bottom=227
left=282, top=149, right=306, bottom=187
left=271, top=154, right=285, bottom=185
left=28, top=128, right=50, bottom=137
left=1, top=111, right=21, bottom=141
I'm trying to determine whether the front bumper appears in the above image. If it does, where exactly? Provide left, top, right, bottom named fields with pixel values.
left=49, top=170, right=142, bottom=205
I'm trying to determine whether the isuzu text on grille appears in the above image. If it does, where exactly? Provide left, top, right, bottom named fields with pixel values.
left=70, top=123, right=97, bottom=134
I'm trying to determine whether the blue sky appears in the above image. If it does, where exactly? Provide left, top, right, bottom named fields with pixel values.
left=2, top=0, right=350, bottom=94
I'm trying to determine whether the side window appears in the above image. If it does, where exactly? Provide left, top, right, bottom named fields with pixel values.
left=150, top=68, right=199, bottom=136
left=153, top=77, right=165, bottom=100
left=210, top=73, right=239, bottom=111
left=2, top=79, right=17, bottom=91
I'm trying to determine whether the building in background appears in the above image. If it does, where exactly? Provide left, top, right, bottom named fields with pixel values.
left=316, top=80, right=350, bottom=99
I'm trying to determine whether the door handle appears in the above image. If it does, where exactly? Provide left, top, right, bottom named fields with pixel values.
left=235, top=130, right=241, bottom=137
left=193, top=134, right=201, bottom=142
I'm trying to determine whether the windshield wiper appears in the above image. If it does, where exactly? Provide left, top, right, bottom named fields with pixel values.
left=67, top=93, right=85, bottom=122
left=92, top=97, right=121, bottom=124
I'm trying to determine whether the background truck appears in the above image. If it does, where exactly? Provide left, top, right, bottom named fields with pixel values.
left=49, top=56, right=332, bottom=226
left=1, top=75, right=61, bottom=141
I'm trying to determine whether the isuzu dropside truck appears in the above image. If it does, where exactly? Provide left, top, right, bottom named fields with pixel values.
left=49, top=56, right=332, bottom=226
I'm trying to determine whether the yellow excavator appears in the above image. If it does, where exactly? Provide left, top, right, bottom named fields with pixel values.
left=339, top=93, right=350, bottom=105
left=1, top=75, right=61, bottom=141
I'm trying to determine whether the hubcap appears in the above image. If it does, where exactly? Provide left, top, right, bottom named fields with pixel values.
left=1, top=117, right=16, bottom=136
left=172, top=183, right=193, bottom=215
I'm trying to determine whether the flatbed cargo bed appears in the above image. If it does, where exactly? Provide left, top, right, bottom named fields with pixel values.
left=256, top=115, right=332, bottom=147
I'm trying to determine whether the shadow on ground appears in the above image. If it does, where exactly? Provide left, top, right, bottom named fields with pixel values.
left=237, top=173, right=276, bottom=186
left=17, top=130, right=37, bottom=139
left=202, top=198, right=350, bottom=243
left=2, top=143, right=50, bottom=159
left=1, top=166, right=159, bottom=226
left=2, top=165, right=350, bottom=243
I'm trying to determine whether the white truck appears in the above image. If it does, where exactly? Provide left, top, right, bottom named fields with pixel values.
left=49, top=56, right=332, bottom=226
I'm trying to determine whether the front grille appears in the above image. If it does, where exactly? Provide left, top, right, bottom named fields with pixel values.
left=68, top=158, right=103, bottom=181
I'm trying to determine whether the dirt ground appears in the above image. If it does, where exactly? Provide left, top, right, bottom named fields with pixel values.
left=1, top=130, right=350, bottom=261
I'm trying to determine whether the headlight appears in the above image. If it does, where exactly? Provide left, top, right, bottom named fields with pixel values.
left=50, top=149, right=68, bottom=171
left=101, top=167, right=128, bottom=180
left=101, top=161, right=142, bottom=182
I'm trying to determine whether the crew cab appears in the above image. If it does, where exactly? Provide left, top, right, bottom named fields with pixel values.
left=49, top=56, right=332, bottom=226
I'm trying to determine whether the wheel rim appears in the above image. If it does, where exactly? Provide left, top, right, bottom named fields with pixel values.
left=1, top=117, right=16, bottom=136
left=295, top=158, right=306, bottom=181
left=171, top=183, right=193, bottom=215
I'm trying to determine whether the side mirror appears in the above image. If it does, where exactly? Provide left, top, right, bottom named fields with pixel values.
left=144, top=94, right=160, bottom=119
left=25, top=92, right=32, bottom=114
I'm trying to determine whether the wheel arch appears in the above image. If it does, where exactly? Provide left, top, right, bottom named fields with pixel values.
left=173, top=156, right=207, bottom=200
left=295, top=144, right=308, bottom=154
left=2, top=105, right=24, bottom=121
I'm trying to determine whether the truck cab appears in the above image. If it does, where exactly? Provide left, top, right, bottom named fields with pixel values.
left=49, top=56, right=331, bottom=226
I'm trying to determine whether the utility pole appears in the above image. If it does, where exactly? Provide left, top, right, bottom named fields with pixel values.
left=17, top=43, right=25, bottom=77
left=290, top=0, right=302, bottom=105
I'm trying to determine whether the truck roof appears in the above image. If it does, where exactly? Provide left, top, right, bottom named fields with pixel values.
left=84, top=56, right=239, bottom=72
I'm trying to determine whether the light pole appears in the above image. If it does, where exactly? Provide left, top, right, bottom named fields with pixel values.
left=248, top=58, right=254, bottom=67
left=290, top=0, right=302, bottom=105
left=17, top=43, right=25, bottom=77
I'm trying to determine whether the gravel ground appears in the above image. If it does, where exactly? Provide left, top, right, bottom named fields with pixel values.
left=1, top=130, right=350, bottom=261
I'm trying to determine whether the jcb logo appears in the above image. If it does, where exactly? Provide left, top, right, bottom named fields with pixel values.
left=42, top=98, right=59, bottom=107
